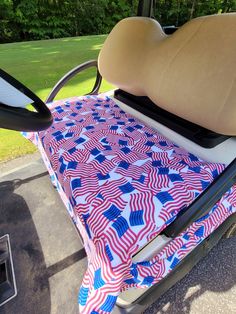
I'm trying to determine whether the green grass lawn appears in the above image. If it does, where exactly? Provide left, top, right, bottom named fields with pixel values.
left=0, top=35, right=113, bottom=162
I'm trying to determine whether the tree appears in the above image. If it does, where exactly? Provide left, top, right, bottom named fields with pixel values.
left=0, top=0, right=235, bottom=43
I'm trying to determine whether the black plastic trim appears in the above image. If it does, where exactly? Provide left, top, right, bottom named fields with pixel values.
left=114, top=89, right=230, bottom=148
left=163, top=26, right=179, bottom=34
left=164, top=158, right=236, bottom=238
left=46, top=60, right=102, bottom=103
left=0, top=235, right=17, bottom=307
left=113, top=213, right=236, bottom=313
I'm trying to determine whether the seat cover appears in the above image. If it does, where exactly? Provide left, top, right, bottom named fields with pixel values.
left=23, top=95, right=236, bottom=313
left=98, top=14, right=236, bottom=135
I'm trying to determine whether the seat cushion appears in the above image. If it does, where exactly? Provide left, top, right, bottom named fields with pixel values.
left=99, top=14, right=236, bottom=135
left=23, top=95, right=236, bottom=314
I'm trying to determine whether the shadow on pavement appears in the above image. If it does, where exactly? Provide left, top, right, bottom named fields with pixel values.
left=144, top=236, right=236, bottom=314
left=0, top=174, right=85, bottom=314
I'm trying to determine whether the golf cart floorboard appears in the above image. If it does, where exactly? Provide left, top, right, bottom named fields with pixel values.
left=113, top=212, right=236, bottom=314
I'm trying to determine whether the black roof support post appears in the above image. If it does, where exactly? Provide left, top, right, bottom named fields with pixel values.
left=137, top=0, right=154, bottom=17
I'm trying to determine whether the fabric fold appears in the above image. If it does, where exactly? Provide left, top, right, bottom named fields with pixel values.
left=22, top=95, right=236, bottom=313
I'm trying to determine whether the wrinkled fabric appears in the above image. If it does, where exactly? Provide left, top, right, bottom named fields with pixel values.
left=23, top=95, right=236, bottom=314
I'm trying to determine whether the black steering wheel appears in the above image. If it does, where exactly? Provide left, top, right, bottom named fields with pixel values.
left=0, top=69, right=53, bottom=132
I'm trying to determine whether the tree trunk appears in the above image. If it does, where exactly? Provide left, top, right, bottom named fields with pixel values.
left=189, top=0, right=197, bottom=20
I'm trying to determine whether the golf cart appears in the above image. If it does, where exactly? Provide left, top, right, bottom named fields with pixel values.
left=0, top=1, right=236, bottom=313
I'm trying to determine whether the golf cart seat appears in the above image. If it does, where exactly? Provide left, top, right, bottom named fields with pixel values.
left=99, top=14, right=236, bottom=135
left=23, top=14, right=236, bottom=314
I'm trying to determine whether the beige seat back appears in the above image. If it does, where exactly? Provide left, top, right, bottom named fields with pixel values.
left=98, top=14, right=236, bottom=135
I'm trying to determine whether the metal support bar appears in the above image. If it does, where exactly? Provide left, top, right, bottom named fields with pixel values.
left=46, top=60, right=102, bottom=103
left=137, top=0, right=153, bottom=17
left=164, top=158, right=236, bottom=238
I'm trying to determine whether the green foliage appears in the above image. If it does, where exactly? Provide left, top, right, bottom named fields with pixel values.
left=102, top=0, right=139, bottom=33
left=154, top=0, right=236, bottom=26
left=0, top=0, right=235, bottom=43
left=0, top=0, right=17, bottom=42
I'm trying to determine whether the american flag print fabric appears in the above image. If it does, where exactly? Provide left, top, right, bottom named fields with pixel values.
left=23, top=94, right=236, bottom=314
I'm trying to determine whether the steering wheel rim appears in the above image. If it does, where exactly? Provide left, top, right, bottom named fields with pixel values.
left=0, top=69, right=53, bottom=132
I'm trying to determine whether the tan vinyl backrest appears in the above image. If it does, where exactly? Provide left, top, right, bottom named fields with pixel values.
left=98, top=14, right=236, bottom=136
